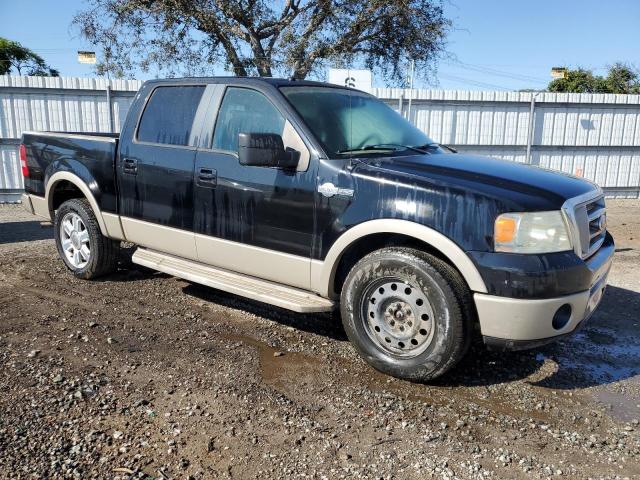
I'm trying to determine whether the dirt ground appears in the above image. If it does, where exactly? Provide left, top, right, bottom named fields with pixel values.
left=0, top=200, right=638, bottom=479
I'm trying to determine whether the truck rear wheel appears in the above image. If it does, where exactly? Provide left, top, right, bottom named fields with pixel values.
left=54, top=198, right=119, bottom=279
left=340, top=247, right=472, bottom=382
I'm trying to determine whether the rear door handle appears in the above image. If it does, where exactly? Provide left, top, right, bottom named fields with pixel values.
left=197, top=167, right=217, bottom=187
left=122, top=158, right=138, bottom=175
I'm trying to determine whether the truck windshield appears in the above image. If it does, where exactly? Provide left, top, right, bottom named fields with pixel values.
left=280, top=86, right=440, bottom=159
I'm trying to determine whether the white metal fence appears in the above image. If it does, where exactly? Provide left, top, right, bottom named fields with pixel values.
left=0, top=75, right=141, bottom=202
left=1, top=75, right=640, bottom=202
left=375, top=88, right=640, bottom=198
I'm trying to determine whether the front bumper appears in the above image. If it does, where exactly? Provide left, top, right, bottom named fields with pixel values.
left=472, top=233, right=614, bottom=349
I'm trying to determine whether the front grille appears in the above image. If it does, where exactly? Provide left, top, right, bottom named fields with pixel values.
left=586, top=198, right=607, bottom=256
left=564, top=192, right=607, bottom=259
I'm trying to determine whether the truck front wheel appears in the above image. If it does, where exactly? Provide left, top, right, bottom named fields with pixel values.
left=54, top=198, right=119, bottom=279
left=340, top=247, right=473, bottom=382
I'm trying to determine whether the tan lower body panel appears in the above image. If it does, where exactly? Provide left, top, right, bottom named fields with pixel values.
left=120, top=217, right=198, bottom=261
left=132, top=248, right=334, bottom=313
left=22, top=193, right=50, bottom=220
left=102, top=212, right=126, bottom=241
left=195, top=233, right=310, bottom=290
left=474, top=290, right=591, bottom=340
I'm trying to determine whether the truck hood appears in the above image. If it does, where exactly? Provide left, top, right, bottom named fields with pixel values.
left=355, top=153, right=598, bottom=211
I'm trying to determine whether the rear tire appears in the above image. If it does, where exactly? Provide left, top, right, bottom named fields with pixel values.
left=340, top=247, right=473, bottom=382
left=54, top=198, right=119, bottom=279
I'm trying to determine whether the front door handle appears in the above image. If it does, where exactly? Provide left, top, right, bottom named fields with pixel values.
left=122, top=158, right=138, bottom=175
left=197, top=167, right=217, bottom=187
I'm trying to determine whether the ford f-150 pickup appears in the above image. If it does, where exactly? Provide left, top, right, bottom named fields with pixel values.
left=20, top=77, right=614, bottom=381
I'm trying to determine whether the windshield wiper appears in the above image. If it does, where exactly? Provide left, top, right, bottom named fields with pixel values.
left=337, top=143, right=428, bottom=155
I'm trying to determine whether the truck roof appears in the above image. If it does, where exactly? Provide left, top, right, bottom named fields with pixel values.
left=142, top=76, right=353, bottom=90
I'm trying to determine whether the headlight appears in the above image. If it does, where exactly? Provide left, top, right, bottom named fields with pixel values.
left=494, top=211, right=572, bottom=254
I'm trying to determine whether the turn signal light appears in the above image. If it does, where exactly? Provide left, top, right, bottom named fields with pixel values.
left=494, top=216, right=517, bottom=243
left=19, top=144, right=29, bottom=178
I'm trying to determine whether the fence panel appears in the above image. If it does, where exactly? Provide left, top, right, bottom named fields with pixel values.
left=0, top=75, right=141, bottom=201
left=375, top=88, right=640, bottom=197
left=1, top=75, right=639, bottom=202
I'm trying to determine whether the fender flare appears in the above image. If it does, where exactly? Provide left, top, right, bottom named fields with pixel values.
left=311, top=219, right=488, bottom=298
left=45, top=171, right=108, bottom=236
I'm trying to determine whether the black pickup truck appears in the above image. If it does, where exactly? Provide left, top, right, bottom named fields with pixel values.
left=20, top=77, right=614, bottom=381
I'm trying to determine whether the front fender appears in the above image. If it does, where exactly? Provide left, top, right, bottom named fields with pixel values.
left=310, top=219, right=488, bottom=298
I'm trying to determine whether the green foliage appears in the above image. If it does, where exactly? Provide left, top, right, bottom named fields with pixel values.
left=73, top=0, right=451, bottom=82
left=0, top=38, right=59, bottom=76
left=548, top=64, right=640, bottom=94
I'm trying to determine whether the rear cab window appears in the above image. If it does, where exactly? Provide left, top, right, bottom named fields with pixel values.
left=137, top=86, right=205, bottom=146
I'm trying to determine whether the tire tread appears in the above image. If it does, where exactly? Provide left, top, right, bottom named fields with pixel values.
left=340, top=246, right=474, bottom=382
left=54, top=198, right=119, bottom=279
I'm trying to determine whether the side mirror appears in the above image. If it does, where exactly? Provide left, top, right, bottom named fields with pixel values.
left=238, top=132, right=300, bottom=169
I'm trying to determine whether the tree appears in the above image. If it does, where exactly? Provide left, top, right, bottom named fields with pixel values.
left=73, top=0, right=451, bottom=82
left=548, top=64, right=640, bottom=94
left=604, top=63, right=640, bottom=94
left=0, top=38, right=59, bottom=76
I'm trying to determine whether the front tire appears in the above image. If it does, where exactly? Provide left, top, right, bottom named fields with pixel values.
left=340, top=247, right=473, bottom=382
left=54, top=198, right=119, bottom=279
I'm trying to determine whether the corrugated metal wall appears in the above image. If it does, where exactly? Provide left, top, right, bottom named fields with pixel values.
left=0, top=75, right=142, bottom=202
left=1, top=76, right=639, bottom=201
left=373, top=88, right=640, bottom=197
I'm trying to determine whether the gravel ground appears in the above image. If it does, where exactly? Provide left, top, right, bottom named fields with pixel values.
left=0, top=200, right=638, bottom=479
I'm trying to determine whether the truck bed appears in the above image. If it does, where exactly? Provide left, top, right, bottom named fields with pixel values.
left=21, top=131, right=120, bottom=212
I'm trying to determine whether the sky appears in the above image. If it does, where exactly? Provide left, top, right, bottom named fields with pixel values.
left=1, top=0, right=640, bottom=91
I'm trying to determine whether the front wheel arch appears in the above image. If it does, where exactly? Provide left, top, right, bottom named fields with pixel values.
left=313, top=220, right=488, bottom=299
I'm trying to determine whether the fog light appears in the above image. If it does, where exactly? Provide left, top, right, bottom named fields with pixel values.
left=552, top=304, right=572, bottom=330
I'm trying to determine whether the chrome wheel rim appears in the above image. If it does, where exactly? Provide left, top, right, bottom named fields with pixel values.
left=60, top=212, right=90, bottom=268
left=361, top=279, right=435, bottom=357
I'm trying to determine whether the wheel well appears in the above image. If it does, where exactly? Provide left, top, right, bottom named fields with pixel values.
left=50, top=180, right=85, bottom=212
left=331, top=233, right=465, bottom=297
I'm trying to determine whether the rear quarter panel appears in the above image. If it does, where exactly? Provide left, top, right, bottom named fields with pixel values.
left=22, top=132, right=119, bottom=213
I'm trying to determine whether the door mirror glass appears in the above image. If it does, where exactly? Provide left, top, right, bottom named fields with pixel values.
left=238, top=133, right=299, bottom=169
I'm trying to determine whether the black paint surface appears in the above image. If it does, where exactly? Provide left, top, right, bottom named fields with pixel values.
left=21, top=77, right=613, bottom=300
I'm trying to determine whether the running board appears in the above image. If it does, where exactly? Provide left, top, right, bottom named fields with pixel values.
left=131, top=248, right=335, bottom=313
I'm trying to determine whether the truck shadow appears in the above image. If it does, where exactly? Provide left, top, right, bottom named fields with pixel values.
left=176, top=274, right=639, bottom=390
left=182, top=283, right=348, bottom=342
left=0, top=221, right=53, bottom=244
left=442, top=285, right=640, bottom=389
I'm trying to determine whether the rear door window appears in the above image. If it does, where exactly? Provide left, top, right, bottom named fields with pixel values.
left=212, top=87, right=285, bottom=153
left=137, top=86, right=205, bottom=146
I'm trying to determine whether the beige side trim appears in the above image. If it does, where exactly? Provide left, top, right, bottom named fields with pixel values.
left=102, top=212, right=126, bottom=241
left=45, top=171, right=108, bottom=235
left=28, top=195, right=51, bottom=221
left=21, top=193, right=35, bottom=215
left=195, top=233, right=310, bottom=289
left=120, top=217, right=198, bottom=260
left=311, top=219, right=488, bottom=297
left=474, top=291, right=590, bottom=340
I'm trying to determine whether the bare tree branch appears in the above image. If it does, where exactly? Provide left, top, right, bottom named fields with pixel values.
left=73, top=0, right=451, bottom=82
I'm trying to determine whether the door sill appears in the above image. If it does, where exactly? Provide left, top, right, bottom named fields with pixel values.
left=132, top=248, right=335, bottom=313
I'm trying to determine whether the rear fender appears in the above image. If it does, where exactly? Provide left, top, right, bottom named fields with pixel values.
left=45, top=166, right=109, bottom=236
